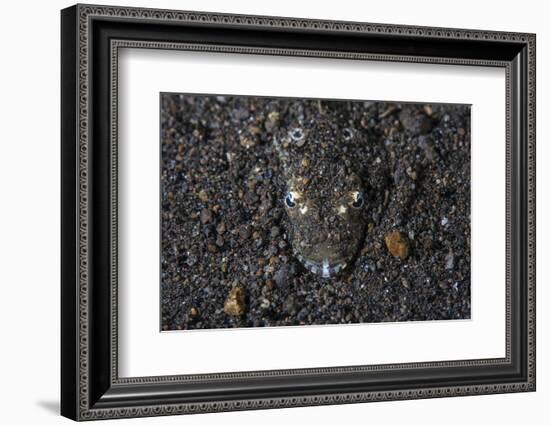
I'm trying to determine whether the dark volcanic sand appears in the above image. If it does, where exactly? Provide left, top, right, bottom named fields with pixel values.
left=160, top=94, right=471, bottom=330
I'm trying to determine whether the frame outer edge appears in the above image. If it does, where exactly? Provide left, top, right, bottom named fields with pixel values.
left=527, top=33, right=535, bottom=390
left=61, top=4, right=80, bottom=422
left=76, top=2, right=90, bottom=420
left=67, top=4, right=536, bottom=420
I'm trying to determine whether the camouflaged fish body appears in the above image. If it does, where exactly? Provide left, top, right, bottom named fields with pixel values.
left=272, top=105, right=370, bottom=278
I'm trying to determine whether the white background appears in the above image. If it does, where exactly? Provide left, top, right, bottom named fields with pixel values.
left=119, top=49, right=505, bottom=377
left=0, top=0, right=547, bottom=425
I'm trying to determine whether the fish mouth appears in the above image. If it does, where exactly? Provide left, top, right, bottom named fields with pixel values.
left=295, top=253, right=348, bottom=278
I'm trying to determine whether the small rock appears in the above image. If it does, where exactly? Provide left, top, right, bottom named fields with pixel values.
left=207, top=243, right=218, bottom=254
left=200, top=208, right=213, bottom=224
left=244, top=191, right=259, bottom=205
left=216, top=222, right=226, bottom=234
left=413, top=114, right=433, bottom=135
left=239, top=135, right=257, bottom=149
left=445, top=251, right=455, bottom=270
left=296, top=138, right=307, bottom=148
left=363, top=260, right=376, bottom=273
left=406, top=166, right=417, bottom=180
left=248, top=125, right=262, bottom=135
left=232, top=107, right=249, bottom=120
left=266, top=244, right=278, bottom=257
left=379, top=105, right=398, bottom=119
left=215, top=235, right=224, bottom=247
left=274, top=267, right=288, bottom=287
left=384, top=231, right=410, bottom=260
left=265, top=111, right=280, bottom=131
left=238, top=225, right=250, bottom=240
left=190, top=307, right=199, bottom=318
left=274, top=264, right=296, bottom=287
left=422, top=236, right=433, bottom=250
left=270, top=226, right=280, bottom=238
left=197, top=190, right=209, bottom=202
left=418, top=135, right=436, bottom=162
left=223, top=287, right=247, bottom=316
left=283, top=295, right=297, bottom=314
left=297, top=308, right=309, bottom=322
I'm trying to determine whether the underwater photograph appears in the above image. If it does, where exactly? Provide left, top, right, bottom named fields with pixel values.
left=160, top=94, right=471, bottom=330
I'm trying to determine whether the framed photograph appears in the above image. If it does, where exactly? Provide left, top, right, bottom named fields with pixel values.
left=61, top=4, right=536, bottom=421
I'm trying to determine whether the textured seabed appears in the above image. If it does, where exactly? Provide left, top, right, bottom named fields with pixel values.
left=160, top=94, right=471, bottom=330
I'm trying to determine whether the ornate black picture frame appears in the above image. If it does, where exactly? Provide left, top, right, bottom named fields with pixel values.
left=61, top=4, right=536, bottom=421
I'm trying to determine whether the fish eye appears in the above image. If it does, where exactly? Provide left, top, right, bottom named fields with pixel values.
left=289, top=128, right=304, bottom=142
left=342, top=127, right=355, bottom=141
left=285, top=192, right=296, bottom=208
left=351, top=192, right=365, bottom=209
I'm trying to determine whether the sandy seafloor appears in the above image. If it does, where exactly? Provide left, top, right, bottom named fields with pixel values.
left=160, top=94, right=471, bottom=330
